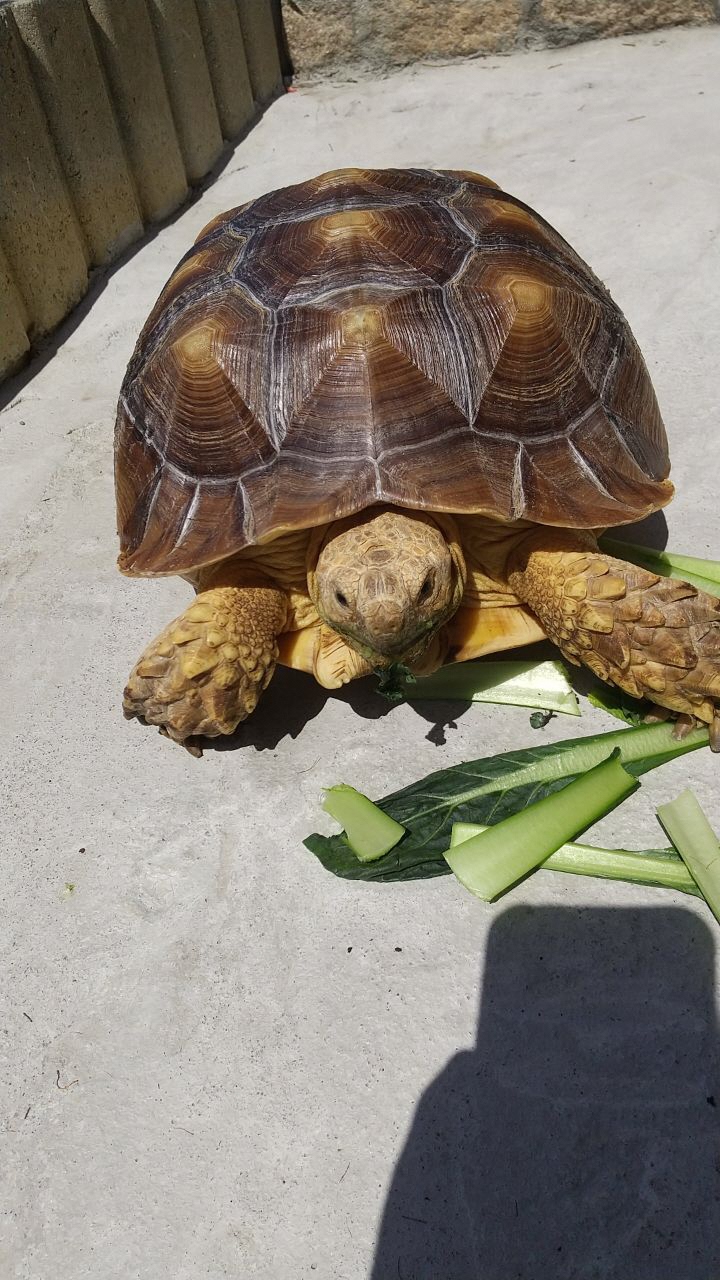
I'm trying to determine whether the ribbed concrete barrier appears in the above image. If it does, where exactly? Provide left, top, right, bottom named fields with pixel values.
left=0, top=0, right=285, bottom=386
left=13, top=0, right=144, bottom=268
left=85, top=0, right=189, bottom=225
left=0, top=8, right=89, bottom=338
left=237, top=0, right=284, bottom=105
left=146, top=0, right=224, bottom=183
left=196, top=0, right=255, bottom=140
left=0, top=240, right=30, bottom=380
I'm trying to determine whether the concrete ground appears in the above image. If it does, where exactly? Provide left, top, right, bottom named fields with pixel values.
left=2, top=25, right=720, bottom=1280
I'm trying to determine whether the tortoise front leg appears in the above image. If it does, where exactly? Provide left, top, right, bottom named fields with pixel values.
left=123, top=579, right=288, bottom=754
left=507, top=531, right=720, bottom=749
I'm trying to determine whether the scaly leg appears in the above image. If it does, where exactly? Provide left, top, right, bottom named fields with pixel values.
left=123, top=577, right=288, bottom=753
left=508, top=531, right=720, bottom=749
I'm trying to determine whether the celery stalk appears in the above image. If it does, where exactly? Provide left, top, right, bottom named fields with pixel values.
left=443, top=750, right=637, bottom=901
left=400, top=659, right=580, bottom=716
left=322, top=784, right=406, bottom=862
left=450, top=822, right=700, bottom=896
left=599, top=537, right=720, bottom=595
left=657, top=790, right=720, bottom=923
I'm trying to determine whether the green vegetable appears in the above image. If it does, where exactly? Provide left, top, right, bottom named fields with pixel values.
left=322, top=784, right=406, bottom=862
left=443, top=751, right=637, bottom=901
left=375, top=662, right=416, bottom=702
left=450, top=822, right=700, bottom=896
left=530, top=709, right=554, bottom=729
left=657, top=790, right=720, bottom=923
left=397, top=659, right=580, bottom=716
left=586, top=680, right=648, bottom=726
left=305, top=720, right=708, bottom=882
left=599, top=537, right=720, bottom=596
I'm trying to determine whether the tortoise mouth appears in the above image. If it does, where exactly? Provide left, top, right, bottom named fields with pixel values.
left=323, top=614, right=440, bottom=668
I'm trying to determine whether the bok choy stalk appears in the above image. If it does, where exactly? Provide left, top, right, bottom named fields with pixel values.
left=657, top=790, right=720, bottom=924
left=322, top=785, right=405, bottom=862
left=442, top=751, right=637, bottom=901
left=304, top=720, right=709, bottom=882
left=450, top=823, right=700, bottom=896
left=395, top=659, right=580, bottom=716
left=599, top=538, right=720, bottom=596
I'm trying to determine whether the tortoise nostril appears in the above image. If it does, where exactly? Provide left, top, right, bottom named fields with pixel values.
left=335, top=589, right=349, bottom=607
left=418, top=574, right=434, bottom=601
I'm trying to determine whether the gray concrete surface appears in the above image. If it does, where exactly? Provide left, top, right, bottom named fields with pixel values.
left=2, top=26, right=720, bottom=1279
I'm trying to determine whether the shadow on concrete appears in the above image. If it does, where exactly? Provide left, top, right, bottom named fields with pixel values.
left=206, top=664, right=396, bottom=753
left=371, top=905, right=720, bottom=1280
left=205, top=647, right=564, bottom=755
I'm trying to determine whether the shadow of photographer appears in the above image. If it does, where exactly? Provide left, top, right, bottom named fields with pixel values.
left=372, top=905, right=720, bottom=1279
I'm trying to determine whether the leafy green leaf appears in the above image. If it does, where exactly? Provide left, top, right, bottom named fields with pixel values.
left=375, top=662, right=416, bottom=702
left=586, top=680, right=649, bottom=726
left=304, top=721, right=709, bottom=882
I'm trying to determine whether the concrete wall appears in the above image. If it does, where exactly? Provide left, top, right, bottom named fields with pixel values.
left=282, top=0, right=719, bottom=80
left=0, top=0, right=283, bottom=384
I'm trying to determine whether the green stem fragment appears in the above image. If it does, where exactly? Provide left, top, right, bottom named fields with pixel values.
left=400, top=659, right=580, bottom=716
left=599, top=537, right=720, bottom=596
left=657, top=790, right=720, bottom=924
left=322, top=784, right=406, bottom=863
left=450, top=823, right=700, bottom=896
left=443, top=750, right=637, bottom=901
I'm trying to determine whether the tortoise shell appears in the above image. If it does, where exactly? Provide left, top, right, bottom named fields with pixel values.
left=115, top=167, right=672, bottom=576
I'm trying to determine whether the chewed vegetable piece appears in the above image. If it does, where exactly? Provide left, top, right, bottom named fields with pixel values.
left=322, top=784, right=406, bottom=862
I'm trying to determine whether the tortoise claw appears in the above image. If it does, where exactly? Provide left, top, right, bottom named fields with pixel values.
left=671, top=713, right=696, bottom=742
left=642, top=704, right=671, bottom=724
left=158, top=725, right=204, bottom=757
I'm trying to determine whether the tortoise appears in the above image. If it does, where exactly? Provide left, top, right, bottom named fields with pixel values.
left=116, top=167, right=720, bottom=755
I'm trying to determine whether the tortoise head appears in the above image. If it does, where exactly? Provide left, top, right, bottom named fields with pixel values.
left=309, top=508, right=466, bottom=668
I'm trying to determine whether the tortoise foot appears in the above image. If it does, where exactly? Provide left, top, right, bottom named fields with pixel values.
left=510, top=533, right=720, bottom=752
left=123, top=586, right=287, bottom=752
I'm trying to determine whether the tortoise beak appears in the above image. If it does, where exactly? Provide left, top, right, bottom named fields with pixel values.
left=345, top=618, right=440, bottom=668
left=363, top=601, right=406, bottom=647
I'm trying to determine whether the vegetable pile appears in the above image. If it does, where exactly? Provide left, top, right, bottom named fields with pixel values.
left=305, top=541, right=720, bottom=923
left=307, top=717, right=719, bottom=920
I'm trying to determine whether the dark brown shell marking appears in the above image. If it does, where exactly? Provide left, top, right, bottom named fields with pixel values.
left=115, top=167, right=671, bottom=576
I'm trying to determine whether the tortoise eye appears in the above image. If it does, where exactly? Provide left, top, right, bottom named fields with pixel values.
left=335, top=590, right=349, bottom=607
left=418, top=574, right=434, bottom=601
